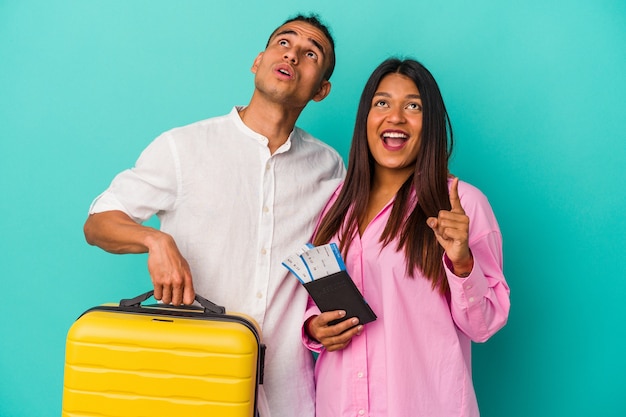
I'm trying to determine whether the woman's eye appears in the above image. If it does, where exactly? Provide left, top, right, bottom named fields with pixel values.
left=407, top=102, right=422, bottom=111
left=374, top=100, right=388, bottom=107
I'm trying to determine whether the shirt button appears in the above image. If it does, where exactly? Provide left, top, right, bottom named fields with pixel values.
left=465, top=284, right=473, bottom=290
left=266, top=163, right=271, bottom=170
left=263, top=206, right=269, bottom=213
left=357, top=372, right=364, bottom=378
left=358, top=410, right=365, bottom=415
left=256, top=292, right=263, bottom=299
left=469, top=297, right=475, bottom=303
left=261, top=249, right=267, bottom=255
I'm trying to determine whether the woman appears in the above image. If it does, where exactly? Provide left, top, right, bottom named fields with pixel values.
left=303, top=58, right=510, bottom=417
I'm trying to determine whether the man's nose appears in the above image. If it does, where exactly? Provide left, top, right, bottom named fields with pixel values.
left=283, top=48, right=298, bottom=64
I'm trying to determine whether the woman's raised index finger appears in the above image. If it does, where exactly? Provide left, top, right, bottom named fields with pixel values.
left=449, top=177, right=463, bottom=212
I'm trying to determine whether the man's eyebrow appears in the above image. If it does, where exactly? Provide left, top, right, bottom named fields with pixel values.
left=273, top=29, right=297, bottom=39
left=273, top=30, right=326, bottom=57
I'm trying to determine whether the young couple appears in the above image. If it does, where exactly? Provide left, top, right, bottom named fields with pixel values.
left=84, top=13, right=509, bottom=417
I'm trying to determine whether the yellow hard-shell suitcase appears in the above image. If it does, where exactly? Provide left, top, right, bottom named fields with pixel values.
left=61, top=291, right=265, bottom=417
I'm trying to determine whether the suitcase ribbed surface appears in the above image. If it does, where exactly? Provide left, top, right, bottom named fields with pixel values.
left=62, top=309, right=260, bottom=417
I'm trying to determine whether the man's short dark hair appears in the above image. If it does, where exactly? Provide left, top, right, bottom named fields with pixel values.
left=266, top=14, right=336, bottom=81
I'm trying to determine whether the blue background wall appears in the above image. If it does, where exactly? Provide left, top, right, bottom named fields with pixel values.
left=1, top=0, right=625, bottom=415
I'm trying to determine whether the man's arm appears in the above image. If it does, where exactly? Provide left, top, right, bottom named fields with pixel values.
left=84, top=211, right=195, bottom=305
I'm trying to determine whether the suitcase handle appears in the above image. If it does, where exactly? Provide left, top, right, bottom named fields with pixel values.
left=119, top=290, right=226, bottom=314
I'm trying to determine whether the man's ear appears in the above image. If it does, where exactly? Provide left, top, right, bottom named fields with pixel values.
left=312, top=80, right=331, bottom=102
left=251, top=52, right=263, bottom=74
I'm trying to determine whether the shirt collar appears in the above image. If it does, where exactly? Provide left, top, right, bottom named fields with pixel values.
left=231, top=106, right=295, bottom=154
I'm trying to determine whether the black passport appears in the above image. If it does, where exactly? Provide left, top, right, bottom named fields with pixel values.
left=303, top=270, right=377, bottom=326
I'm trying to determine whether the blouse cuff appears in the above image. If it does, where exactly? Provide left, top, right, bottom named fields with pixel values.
left=444, top=254, right=489, bottom=307
left=302, top=308, right=324, bottom=353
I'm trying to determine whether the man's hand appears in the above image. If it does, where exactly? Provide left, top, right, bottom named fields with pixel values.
left=306, top=311, right=362, bottom=352
left=145, top=232, right=195, bottom=305
left=84, top=211, right=196, bottom=305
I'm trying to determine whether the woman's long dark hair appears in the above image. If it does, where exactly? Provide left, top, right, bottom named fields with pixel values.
left=313, top=58, right=454, bottom=293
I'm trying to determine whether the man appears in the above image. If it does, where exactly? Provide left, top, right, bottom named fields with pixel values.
left=83, top=14, right=345, bottom=417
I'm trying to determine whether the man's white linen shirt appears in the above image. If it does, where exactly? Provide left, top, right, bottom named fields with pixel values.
left=89, top=106, right=346, bottom=417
